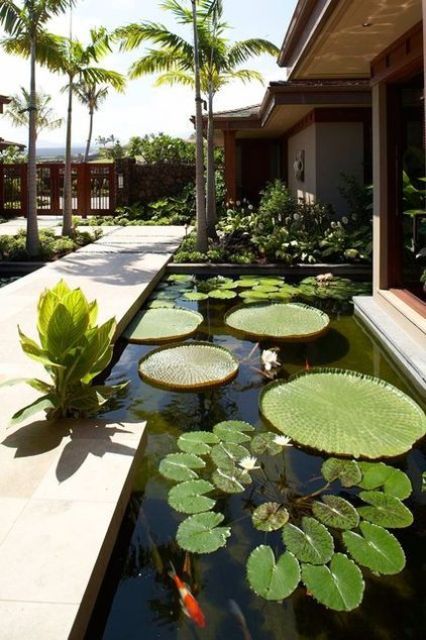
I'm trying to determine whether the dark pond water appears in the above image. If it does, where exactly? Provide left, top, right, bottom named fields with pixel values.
left=87, top=277, right=426, bottom=640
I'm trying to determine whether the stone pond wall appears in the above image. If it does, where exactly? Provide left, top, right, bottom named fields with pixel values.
left=115, top=158, right=195, bottom=207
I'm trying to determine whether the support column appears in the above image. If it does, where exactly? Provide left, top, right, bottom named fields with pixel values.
left=223, top=130, right=237, bottom=203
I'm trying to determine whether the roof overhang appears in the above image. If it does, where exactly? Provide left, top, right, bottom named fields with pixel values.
left=0, top=95, right=11, bottom=114
left=0, top=138, right=25, bottom=151
left=279, top=0, right=423, bottom=79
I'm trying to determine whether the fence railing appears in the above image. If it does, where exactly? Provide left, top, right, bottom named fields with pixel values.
left=0, top=162, right=116, bottom=217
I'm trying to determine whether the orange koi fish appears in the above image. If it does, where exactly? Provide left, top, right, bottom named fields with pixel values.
left=169, top=562, right=206, bottom=628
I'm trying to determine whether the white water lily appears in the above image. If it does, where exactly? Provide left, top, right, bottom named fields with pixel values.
left=273, top=435, right=293, bottom=448
left=261, top=349, right=281, bottom=372
left=239, top=456, right=260, bottom=471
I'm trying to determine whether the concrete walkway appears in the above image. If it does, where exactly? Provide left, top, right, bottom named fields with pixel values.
left=0, top=225, right=187, bottom=639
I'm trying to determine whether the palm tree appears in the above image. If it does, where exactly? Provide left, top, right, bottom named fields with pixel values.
left=5, top=87, right=63, bottom=139
left=0, top=0, right=72, bottom=256
left=72, top=83, right=109, bottom=161
left=116, top=0, right=278, bottom=241
left=54, top=28, right=125, bottom=235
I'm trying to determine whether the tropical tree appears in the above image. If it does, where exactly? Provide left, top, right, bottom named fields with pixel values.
left=72, top=82, right=109, bottom=162
left=55, top=28, right=125, bottom=235
left=0, top=0, right=73, bottom=256
left=116, top=0, right=278, bottom=241
left=5, top=87, right=63, bottom=139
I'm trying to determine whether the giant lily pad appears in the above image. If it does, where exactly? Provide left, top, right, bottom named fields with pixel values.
left=301, top=553, right=365, bottom=611
left=343, top=522, right=406, bottom=575
left=123, top=308, right=203, bottom=344
left=247, top=546, right=300, bottom=601
left=283, top=517, right=334, bottom=564
left=259, top=369, right=426, bottom=458
left=139, top=341, right=239, bottom=390
left=225, top=303, right=330, bottom=342
left=168, top=480, right=216, bottom=514
left=176, top=512, right=231, bottom=553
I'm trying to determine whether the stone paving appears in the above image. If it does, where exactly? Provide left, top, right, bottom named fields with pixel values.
left=0, top=225, right=186, bottom=639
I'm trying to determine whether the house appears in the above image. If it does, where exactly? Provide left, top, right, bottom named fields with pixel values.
left=0, top=94, right=25, bottom=152
left=215, top=80, right=372, bottom=215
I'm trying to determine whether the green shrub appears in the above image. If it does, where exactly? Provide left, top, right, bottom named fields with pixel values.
left=2, top=280, right=126, bottom=425
left=127, top=133, right=195, bottom=164
left=0, top=229, right=98, bottom=261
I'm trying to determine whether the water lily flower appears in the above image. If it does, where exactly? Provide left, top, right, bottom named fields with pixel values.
left=239, top=456, right=260, bottom=471
left=341, top=216, right=349, bottom=225
left=261, top=349, right=281, bottom=372
left=273, top=435, right=293, bottom=448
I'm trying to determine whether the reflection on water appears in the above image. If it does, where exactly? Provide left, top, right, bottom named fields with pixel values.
left=87, top=286, right=426, bottom=640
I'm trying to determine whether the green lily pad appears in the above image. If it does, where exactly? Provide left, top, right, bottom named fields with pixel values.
left=358, top=462, right=412, bottom=499
left=252, top=502, right=289, bottom=532
left=213, top=420, right=256, bottom=444
left=252, top=285, right=279, bottom=293
left=159, top=452, right=206, bottom=482
left=247, top=546, right=300, bottom=601
left=283, top=517, right=334, bottom=565
left=210, top=442, right=250, bottom=471
left=301, top=553, right=365, bottom=611
left=183, top=291, right=209, bottom=301
left=176, top=512, right=231, bottom=554
left=212, top=466, right=251, bottom=493
left=343, top=522, right=406, bottom=575
left=148, top=300, right=176, bottom=309
left=123, top=308, right=203, bottom=344
left=239, top=290, right=271, bottom=302
left=312, top=495, right=360, bottom=530
left=251, top=432, right=283, bottom=456
left=168, top=480, right=216, bottom=514
left=208, top=289, right=238, bottom=300
left=177, top=431, right=220, bottom=455
left=258, top=278, right=284, bottom=286
left=139, top=341, right=239, bottom=390
left=236, top=279, right=260, bottom=288
left=321, top=458, right=362, bottom=487
left=167, top=274, right=193, bottom=283
left=259, top=369, right=426, bottom=458
left=225, top=303, right=330, bottom=342
left=358, top=491, right=413, bottom=528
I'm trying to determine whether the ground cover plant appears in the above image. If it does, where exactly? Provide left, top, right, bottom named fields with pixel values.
left=1, top=280, right=126, bottom=424
left=0, top=228, right=101, bottom=262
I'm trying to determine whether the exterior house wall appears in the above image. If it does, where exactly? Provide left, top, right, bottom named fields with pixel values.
left=287, top=121, right=364, bottom=214
left=287, top=124, right=316, bottom=203
left=316, top=122, right=364, bottom=214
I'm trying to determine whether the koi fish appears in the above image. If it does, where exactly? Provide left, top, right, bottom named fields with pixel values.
left=169, top=562, right=206, bottom=628
left=229, top=599, right=253, bottom=640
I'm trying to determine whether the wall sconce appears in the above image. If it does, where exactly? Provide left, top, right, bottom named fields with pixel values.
left=118, top=173, right=124, bottom=189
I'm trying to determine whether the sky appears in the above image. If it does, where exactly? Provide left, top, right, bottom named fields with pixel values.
left=0, top=0, right=298, bottom=148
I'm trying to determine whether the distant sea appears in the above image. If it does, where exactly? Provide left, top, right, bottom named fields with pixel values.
left=36, top=146, right=96, bottom=160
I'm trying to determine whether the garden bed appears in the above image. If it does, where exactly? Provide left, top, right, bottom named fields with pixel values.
left=168, top=263, right=372, bottom=279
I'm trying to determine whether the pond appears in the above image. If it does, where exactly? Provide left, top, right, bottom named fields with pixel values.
left=87, top=275, right=426, bottom=640
left=0, top=276, right=18, bottom=288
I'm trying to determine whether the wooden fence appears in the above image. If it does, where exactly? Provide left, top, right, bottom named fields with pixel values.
left=0, top=162, right=116, bottom=217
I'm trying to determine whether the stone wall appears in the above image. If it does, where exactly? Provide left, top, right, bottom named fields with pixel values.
left=115, top=158, right=195, bottom=207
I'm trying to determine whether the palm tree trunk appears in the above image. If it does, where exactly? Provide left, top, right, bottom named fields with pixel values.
left=26, top=34, right=39, bottom=256
left=62, top=75, right=73, bottom=236
left=191, top=0, right=207, bottom=253
left=206, top=90, right=218, bottom=240
left=84, top=107, right=94, bottom=163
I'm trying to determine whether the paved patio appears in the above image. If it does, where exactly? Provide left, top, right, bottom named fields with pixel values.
left=0, top=225, right=187, bottom=639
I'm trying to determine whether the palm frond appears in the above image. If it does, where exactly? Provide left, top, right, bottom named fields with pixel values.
left=0, top=0, right=22, bottom=36
left=159, top=0, right=192, bottom=24
left=129, top=48, right=190, bottom=79
left=154, top=70, right=194, bottom=88
left=79, top=67, right=125, bottom=92
left=227, top=38, right=279, bottom=67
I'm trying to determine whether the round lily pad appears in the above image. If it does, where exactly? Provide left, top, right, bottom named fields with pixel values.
left=213, top=420, right=256, bottom=444
left=357, top=491, right=413, bottom=528
left=252, top=502, right=289, bottom=532
left=225, top=303, right=330, bottom=342
left=343, top=522, right=406, bottom=575
left=251, top=432, right=283, bottom=456
left=177, top=431, right=220, bottom=455
left=301, top=553, right=365, bottom=611
left=212, top=466, right=251, bottom=494
left=247, top=546, right=300, bottom=601
left=176, top=512, right=231, bottom=554
left=139, top=341, right=239, bottom=390
left=210, top=442, right=250, bottom=471
left=208, top=289, right=237, bottom=300
left=159, top=452, right=206, bottom=482
left=321, top=458, right=362, bottom=487
left=148, top=300, right=176, bottom=309
left=123, top=308, right=203, bottom=344
left=183, top=291, right=209, bottom=301
left=312, top=495, right=360, bottom=530
left=168, top=480, right=216, bottom=514
left=358, top=462, right=412, bottom=499
left=283, top=517, right=334, bottom=565
left=259, top=369, right=426, bottom=458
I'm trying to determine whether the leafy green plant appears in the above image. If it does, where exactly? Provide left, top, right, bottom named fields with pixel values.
left=3, top=280, right=126, bottom=424
left=126, top=133, right=195, bottom=164
left=159, top=419, right=414, bottom=612
left=0, top=228, right=99, bottom=262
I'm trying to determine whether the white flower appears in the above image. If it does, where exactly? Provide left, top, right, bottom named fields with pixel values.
left=293, top=213, right=300, bottom=221
left=261, top=349, right=281, bottom=372
left=273, top=435, right=293, bottom=448
left=239, top=456, right=260, bottom=471
left=341, top=216, right=349, bottom=225
left=248, top=204, right=254, bottom=211
left=236, top=200, right=241, bottom=206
